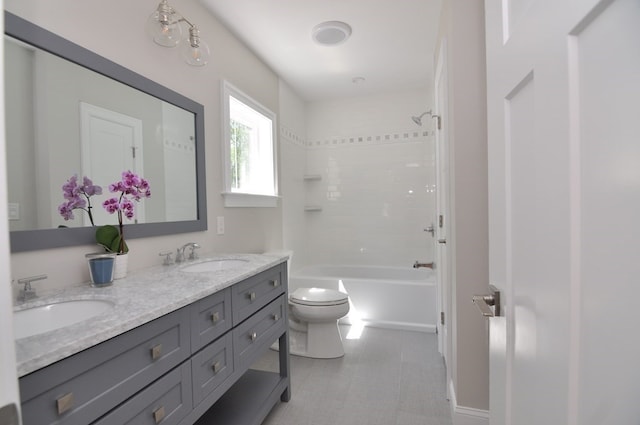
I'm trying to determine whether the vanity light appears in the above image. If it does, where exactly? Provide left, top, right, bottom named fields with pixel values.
left=146, top=0, right=211, bottom=67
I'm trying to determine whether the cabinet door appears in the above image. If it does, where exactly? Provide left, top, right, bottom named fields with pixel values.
left=92, top=362, right=192, bottom=425
left=232, top=264, right=285, bottom=325
left=19, top=308, right=190, bottom=425
left=191, top=332, right=234, bottom=405
left=190, top=288, right=232, bottom=352
left=234, top=295, right=286, bottom=371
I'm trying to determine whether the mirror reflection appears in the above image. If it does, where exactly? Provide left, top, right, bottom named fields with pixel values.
left=5, top=36, right=198, bottom=232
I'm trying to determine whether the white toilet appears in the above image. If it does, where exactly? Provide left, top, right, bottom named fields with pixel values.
left=288, top=287, right=350, bottom=359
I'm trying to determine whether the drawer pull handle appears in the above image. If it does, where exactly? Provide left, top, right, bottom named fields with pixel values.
left=273, top=313, right=280, bottom=321
left=250, top=331, right=257, bottom=341
left=151, top=344, right=162, bottom=361
left=153, top=406, right=166, bottom=424
left=212, top=361, right=222, bottom=374
left=247, top=292, right=256, bottom=301
left=211, top=311, right=220, bottom=323
left=270, top=279, right=279, bottom=287
left=56, top=392, right=74, bottom=415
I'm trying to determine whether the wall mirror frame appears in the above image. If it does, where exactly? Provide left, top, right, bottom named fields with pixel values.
left=5, top=11, right=207, bottom=252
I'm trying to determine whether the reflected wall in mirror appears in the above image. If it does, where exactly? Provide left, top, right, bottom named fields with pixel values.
left=4, top=12, right=207, bottom=252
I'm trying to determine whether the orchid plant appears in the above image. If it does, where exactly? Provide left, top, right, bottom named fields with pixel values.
left=58, top=175, right=103, bottom=226
left=97, top=171, right=151, bottom=254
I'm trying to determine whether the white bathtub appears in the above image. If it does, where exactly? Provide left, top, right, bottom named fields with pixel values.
left=289, top=265, right=437, bottom=333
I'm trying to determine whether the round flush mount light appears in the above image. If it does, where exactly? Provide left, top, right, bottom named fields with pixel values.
left=312, top=21, right=352, bottom=46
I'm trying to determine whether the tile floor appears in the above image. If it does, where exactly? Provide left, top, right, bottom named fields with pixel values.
left=255, top=325, right=453, bottom=425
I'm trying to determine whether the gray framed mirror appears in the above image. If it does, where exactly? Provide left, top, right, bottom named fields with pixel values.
left=5, top=11, right=207, bottom=252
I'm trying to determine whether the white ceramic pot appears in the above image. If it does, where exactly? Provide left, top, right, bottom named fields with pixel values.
left=113, top=253, right=129, bottom=280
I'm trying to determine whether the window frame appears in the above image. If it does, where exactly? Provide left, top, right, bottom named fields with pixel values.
left=221, top=80, right=279, bottom=208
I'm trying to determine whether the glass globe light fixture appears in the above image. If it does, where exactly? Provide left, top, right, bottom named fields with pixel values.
left=146, top=0, right=182, bottom=47
left=181, top=26, right=211, bottom=67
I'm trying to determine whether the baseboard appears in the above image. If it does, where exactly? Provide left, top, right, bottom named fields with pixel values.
left=448, top=379, right=490, bottom=425
left=338, top=317, right=436, bottom=333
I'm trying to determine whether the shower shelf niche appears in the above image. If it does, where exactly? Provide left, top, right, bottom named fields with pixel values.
left=303, top=174, right=322, bottom=181
left=304, top=174, right=322, bottom=212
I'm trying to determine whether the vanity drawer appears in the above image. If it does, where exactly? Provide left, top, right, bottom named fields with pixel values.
left=19, top=307, right=191, bottom=425
left=92, top=361, right=192, bottom=425
left=190, top=288, right=232, bottom=352
left=234, top=295, right=286, bottom=371
left=232, top=264, right=285, bottom=325
left=191, top=332, right=234, bottom=405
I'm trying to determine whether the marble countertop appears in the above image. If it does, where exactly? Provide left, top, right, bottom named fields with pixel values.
left=14, top=253, right=289, bottom=377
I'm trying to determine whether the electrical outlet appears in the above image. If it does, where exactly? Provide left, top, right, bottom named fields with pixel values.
left=216, top=216, right=225, bottom=235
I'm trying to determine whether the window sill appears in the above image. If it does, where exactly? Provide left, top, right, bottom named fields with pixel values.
left=221, top=192, right=280, bottom=208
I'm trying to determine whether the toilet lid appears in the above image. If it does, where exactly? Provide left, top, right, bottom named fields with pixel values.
left=289, top=288, right=349, bottom=306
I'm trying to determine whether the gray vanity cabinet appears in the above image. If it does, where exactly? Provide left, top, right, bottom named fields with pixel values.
left=18, top=262, right=290, bottom=425
left=19, top=307, right=191, bottom=425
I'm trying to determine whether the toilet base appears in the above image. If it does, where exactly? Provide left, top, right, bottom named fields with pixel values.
left=272, top=324, right=345, bottom=359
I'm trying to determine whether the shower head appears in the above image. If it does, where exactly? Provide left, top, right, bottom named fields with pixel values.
left=411, top=110, right=432, bottom=126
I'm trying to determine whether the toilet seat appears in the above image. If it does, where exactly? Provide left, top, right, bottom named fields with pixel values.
left=290, top=288, right=348, bottom=306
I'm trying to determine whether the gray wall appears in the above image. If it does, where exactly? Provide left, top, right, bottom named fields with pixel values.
left=436, top=0, right=490, bottom=414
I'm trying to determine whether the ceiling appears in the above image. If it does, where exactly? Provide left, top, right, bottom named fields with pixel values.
left=199, top=0, right=442, bottom=102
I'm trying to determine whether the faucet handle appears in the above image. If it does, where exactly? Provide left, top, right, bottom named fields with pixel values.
left=188, top=244, right=201, bottom=260
left=16, top=274, right=47, bottom=302
left=159, top=251, right=174, bottom=266
left=17, top=274, right=47, bottom=288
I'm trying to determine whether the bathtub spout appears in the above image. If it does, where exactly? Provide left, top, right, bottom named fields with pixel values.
left=413, top=261, right=434, bottom=269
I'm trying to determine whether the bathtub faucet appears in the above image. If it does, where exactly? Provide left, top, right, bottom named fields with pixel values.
left=413, top=261, right=434, bottom=269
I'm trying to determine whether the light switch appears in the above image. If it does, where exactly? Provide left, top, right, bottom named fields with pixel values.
left=8, top=203, right=19, bottom=220
left=216, top=216, right=225, bottom=235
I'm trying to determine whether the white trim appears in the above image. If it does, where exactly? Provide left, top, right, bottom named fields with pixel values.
left=448, top=379, right=490, bottom=425
left=338, top=317, right=436, bottom=333
left=220, top=80, right=278, bottom=202
left=221, top=192, right=280, bottom=208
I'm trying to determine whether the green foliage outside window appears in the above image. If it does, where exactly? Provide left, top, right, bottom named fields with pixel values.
left=230, top=120, right=251, bottom=190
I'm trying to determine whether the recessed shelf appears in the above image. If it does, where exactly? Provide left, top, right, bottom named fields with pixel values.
left=303, top=174, right=322, bottom=181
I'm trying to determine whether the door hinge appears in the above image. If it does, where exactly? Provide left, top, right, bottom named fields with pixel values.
left=440, top=311, right=445, bottom=326
left=132, top=146, right=137, bottom=158
left=438, top=215, right=444, bottom=228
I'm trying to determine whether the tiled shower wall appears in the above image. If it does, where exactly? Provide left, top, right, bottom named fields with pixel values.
left=301, top=90, right=436, bottom=268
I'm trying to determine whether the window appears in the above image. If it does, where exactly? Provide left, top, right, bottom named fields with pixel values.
left=222, top=81, right=278, bottom=207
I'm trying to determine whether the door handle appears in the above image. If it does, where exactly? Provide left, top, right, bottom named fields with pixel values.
left=472, top=285, right=501, bottom=317
left=438, top=239, right=446, bottom=244
left=424, top=225, right=435, bottom=236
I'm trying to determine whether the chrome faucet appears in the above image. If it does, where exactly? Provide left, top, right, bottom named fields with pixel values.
left=413, top=261, right=434, bottom=269
left=16, top=274, right=47, bottom=302
left=176, top=242, right=200, bottom=263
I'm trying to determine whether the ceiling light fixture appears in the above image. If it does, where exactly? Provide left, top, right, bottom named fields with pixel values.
left=146, top=0, right=211, bottom=67
left=312, top=21, right=352, bottom=46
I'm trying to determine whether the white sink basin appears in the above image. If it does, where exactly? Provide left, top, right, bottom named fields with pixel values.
left=14, top=299, right=115, bottom=340
left=180, top=259, right=249, bottom=273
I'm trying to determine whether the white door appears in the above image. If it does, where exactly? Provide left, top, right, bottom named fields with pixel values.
left=434, top=38, right=451, bottom=382
left=485, top=0, right=640, bottom=423
left=80, top=103, right=145, bottom=226
left=0, top=6, right=22, bottom=423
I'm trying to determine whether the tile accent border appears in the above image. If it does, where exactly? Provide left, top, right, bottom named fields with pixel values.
left=280, top=124, right=435, bottom=149
left=280, top=125, right=306, bottom=147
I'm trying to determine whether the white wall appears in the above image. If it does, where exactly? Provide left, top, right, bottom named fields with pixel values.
left=5, top=0, right=284, bottom=295
left=0, top=1, right=22, bottom=418
left=278, top=79, right=308, bottom=269
left=303, top=90, right=435, bottom=268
